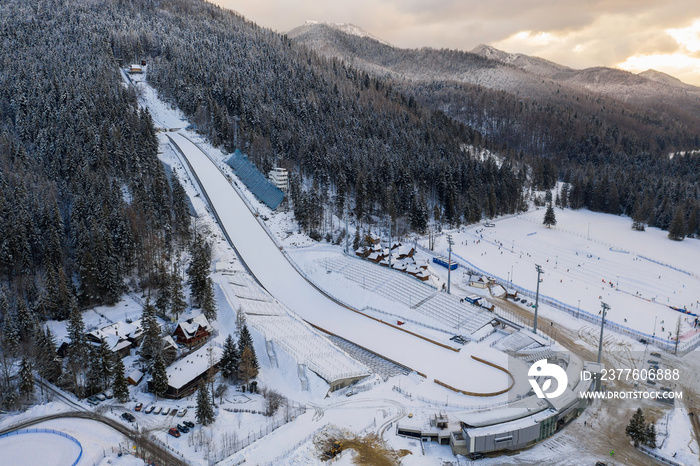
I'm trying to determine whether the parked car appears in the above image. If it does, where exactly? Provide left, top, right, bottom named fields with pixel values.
left=177, top=408, right=187, bottom=417
left=177, top=424, right=190, bottom=433
left=87, top=396, right=100, bottom=405
left=345, top=391, right=355, bottom=397
left=470, top=452, right=484, bottom=460
left=95, top=393, right=107, bottom=401
left=103, top=391, right=113, bottom=399
left=121, top=412, right=135, bottom=422
left=144, top=405, right=155, bottom=414
left=153, top=406, right=162, bottom=415
left=183, top=421, right=195, bottom=428
left=168, top=427, right=181, bottom=438
left=161, top=407, right=171, bottom=415
left=135, top=402, right=143, bottom=412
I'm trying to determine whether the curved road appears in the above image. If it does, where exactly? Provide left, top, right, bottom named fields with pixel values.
left=167, top=132, right=513, bottom=396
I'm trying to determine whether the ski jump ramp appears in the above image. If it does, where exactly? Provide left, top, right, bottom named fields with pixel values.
left=168, top=132, right=518, bottom=397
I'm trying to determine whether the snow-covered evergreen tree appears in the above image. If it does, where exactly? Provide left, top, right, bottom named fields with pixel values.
left=150, top=354, right=169, bottom=399
left=112, top=357, right=129, bottom=403
left=543, top=203, right=557, bottom=228
left=196, top=380, right=215, bottom=426
left=19, top=357, right=34, bottom=401
left=220, top=334, right=239, bottom=381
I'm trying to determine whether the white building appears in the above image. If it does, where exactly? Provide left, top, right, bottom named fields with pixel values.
left=268, top=167, right=289, bottom=194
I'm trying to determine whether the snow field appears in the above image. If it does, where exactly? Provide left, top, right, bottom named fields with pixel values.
left=426, top=208, right=700, bottom=340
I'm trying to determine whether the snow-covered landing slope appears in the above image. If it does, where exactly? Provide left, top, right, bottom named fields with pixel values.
left=168, top=131, right=519, bottom=398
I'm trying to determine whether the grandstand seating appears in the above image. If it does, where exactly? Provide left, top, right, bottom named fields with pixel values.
left=317, top=254, right=495, bottom=337
left=497, top=331, right=541, bottom=353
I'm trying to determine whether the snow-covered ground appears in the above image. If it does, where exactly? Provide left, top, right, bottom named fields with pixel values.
left=5, top=68, right=699, bottom=466
left=423, top=208, right=700, bottom=342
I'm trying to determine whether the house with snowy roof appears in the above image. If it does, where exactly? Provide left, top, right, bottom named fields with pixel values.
left=173, top=314, right=212, bottom=349
left=148, top=345, right=223, bottom=398
left=396, top=244, right=415, bottom=259
left=86, top=320, right=145, bottom=359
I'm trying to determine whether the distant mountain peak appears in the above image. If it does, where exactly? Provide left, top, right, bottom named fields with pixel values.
left=288, top=21, right=393, bottom=47
left=638, top=69, right=696, bottom=90
left=470, top=44, right=571, bottom=77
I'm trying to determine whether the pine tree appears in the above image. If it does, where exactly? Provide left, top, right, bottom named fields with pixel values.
left=67, top=305, right=86, bottom=348
left=195, top=379, right=215, bottom=426
left=97, top=338, right=114, bottom=388
left=352, top=228, right=361, bottom=250
left=200, top=277, right=217, bottom=321
left=187, top=238, right=212, bottom=307
left=155, top=273, right=172, bottom=318
left=220, top=334, right=239, bottom=381
left=86, top=347, right=103, bottom=396
left=238, top=345, right=259, bottom=389
left=625, top=408, right=647, bottom=447
left=112, top=357, right=129, bottom=403
left=543, top=203, right=557, bottom=228
left=170, top=264, right=187, bottom=320
left=645, top=423, right=657, bottom=448
left=139, top=302, right=162, bottom=369
left=19, top=357, right=34, bottom=400
left=3, top=309, right=20, bottom=353
left=238, top=324, right=253, bottom=354
left=150, top=354, right=169, bottom=399
left=36, top=328, right=62, bottom=383
left=668, top=206, right=686, bottom=241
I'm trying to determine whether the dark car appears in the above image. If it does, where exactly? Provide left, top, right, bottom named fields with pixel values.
left=177, top=424, right=190, bottom=433
left=183, top=420, right=195, bottom=428
left=121, top=412, right=135, bottom=422
left=168, top=427, right=181, bottom=438
left=470, top=452, right=484, bottom=460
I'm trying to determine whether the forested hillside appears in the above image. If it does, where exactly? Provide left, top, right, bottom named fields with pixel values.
left=290, top=23, right=700, bottom=237
left=0, top=1, right=189, bottom=346
left=106, top=0, right=525, bottom=232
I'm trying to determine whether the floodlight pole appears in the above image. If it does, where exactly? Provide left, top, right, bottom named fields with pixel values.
left=447, top=234, right=454, bottom=294
left=596, top=302, right=610, bottom=390
left=533, top=264, right=543, bottom=333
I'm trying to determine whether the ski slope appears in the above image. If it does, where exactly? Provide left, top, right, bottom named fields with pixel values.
left=167, top=132, right=518, bottom=397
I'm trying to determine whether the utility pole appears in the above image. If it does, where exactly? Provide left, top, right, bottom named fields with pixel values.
left=447, top=234, right=454, bottom=294
left=596, top=302, right=610, bottom=390
left=533, top=264, right=543, bottom=333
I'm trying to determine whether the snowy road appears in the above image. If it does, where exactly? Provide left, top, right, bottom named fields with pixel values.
left=167, top=132, right=516, bottom=396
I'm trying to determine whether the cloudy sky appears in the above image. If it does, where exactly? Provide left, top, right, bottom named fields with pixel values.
left=212, top=0, right=700, bottom=85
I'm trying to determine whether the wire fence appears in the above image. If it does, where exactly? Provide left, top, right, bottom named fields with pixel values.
left=212, top=404, right=307, bottom=463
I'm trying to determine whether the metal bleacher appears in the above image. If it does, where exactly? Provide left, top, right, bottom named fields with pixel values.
left=319, top=254, right=495, bottom=337
left=226, top=150, right=284, bottom=210
left=497, top=330, right=541, bottom=353
left=247, top=314, right=369, bottom=383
